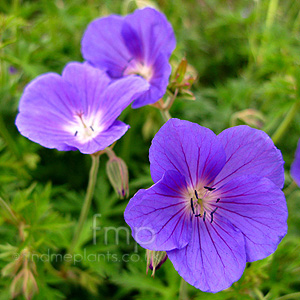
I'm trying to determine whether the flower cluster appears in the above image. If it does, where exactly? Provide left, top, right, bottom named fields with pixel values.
left=16, top=7, right=175, bottom=153
left=125, top=118, right=288, bottom=292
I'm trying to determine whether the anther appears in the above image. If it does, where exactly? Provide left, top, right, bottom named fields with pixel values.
left=203, top=211, right=206, bottom=221
left=204, top=186, right=216, bottom=191
left=190, top=198, right=195, bottom=214
left=74, top=131, right=78, bottom=136
left=194, top=190, right=199, bottom=199
left=195, top=214, right=201, bottom=217
left=210, top=207, right=218, bottom=224
left=90, top=126, right=94, bottom=131
left=216, top=198, right=220, bottom=203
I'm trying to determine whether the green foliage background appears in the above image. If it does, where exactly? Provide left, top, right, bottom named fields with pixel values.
left=0, top=0, right=300, bottom=299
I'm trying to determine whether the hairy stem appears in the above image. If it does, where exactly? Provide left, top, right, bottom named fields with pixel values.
left=179, top=277, right=188, bottom=300
left=266, top=0, right=279, bottom=29
left=160, top=109, right=172, bottom=122
left=68, top=154, right=100, bottom=252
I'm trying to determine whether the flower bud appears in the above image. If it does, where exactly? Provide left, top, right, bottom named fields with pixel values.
left=23, top=269, right=39, bottom=300
left=169, top=57, right=197, bottom=101
left=106, top=156, right=129, bottom=199
left=10, top=270, right=24, bottom=299
left=146, top=250, right=168, bottom=277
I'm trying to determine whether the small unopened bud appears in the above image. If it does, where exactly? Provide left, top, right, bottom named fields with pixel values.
left=173, top=57, right=188, bottom=84
left=106, top=156, right=129, bottom=199
left=231, top=109, right=265, bottom=129
left=169, top=57, right=197, bottom=101
left=10, top=269, right=24, bottom=298
left=146, top=250, right=168, bottom=277
left=23, top=269, right=39, bottom=300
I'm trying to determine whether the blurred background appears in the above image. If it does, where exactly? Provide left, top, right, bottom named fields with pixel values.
left=0, top=0, right=300, bottom=299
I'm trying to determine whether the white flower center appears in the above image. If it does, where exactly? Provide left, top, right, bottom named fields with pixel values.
left=124, top=61, right=153, bottom=82
left=65, top=111, right=103, bottom=143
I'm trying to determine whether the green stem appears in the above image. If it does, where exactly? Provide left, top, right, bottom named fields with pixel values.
left=272, top=101, right=300, bottom=144
left=179, top=277, right=188, bottom=300
left=160, top=110, right=172, bottom=123
left=266, top=0, right=279, bottom=29
left=276, top=292, right=300, bottom=300
left=68, top=154, right=100, bottom=252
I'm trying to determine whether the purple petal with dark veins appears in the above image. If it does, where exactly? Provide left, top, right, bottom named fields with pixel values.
left=291, top=138, right=300, bottom=186
left=124, top=170, right=191, bottom=251
left=167, top=216, right=246, bottom=293
left=149, top=119, right=226, bottom=188
left=214, top=125, right=284, bottom=189
left=217, top=175, right=287, bottom=262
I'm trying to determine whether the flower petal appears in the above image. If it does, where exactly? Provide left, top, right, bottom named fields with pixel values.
left=121, top=22, right=143, bottom=61
left=15, top=63, right=142, bottom=154
left=291, top=138, right=300, bottom=186
left=214, top=125, right=284, bottom=188
left=167, top=216, right=246, bottom=293
left=124, top=170, right=191, bottom=251
left=100, top=75, right=149, bottom=127
left=81, top=15, right=131, bottom=78
left=149, top=119, right=226, bottom=188
left=131, top=53, right=171, bottom=108
left=217, top=175, right=287, bottom=262
left=125, top=7, right=176, bottom=64
left=66, top=120, right=129, bottom=154
left=62, top=62, right=110, bottom=117
left=15, top=73, right=79, bottom=151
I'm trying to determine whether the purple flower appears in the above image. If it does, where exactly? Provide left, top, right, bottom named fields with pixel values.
left=124, top=119, right=287, bottom=292
left=81, top=7, right=175, bottom=109
left=291, top=138, right=300, bottom=186
left=15, top=62, right=149, bottom=154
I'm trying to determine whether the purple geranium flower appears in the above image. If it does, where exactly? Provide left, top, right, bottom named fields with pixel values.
left=15, top=62, right=149, bottom=154
left=81, top=7, right=175, bottom=109
left=124, top=118, right=287, bottom=292
left=291, top=138, right=300, bottom=186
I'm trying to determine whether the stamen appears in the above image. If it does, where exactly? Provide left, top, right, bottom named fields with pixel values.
left=190, top=198, right=195, bottom=214
left=216, top=198, right=220, bottom=203
left=211, top=207, right=218, bottom=214
left=90, top=126, right=94, bottom=131
left=203, top=211, right=206, bottom=221
left=195, top=214, right=201, bottom=217
left=74, top=131, right=78, bottom=136
left=204, top=186, right=216, bottom=191
left=210, top=207, right=218, bottom=224
left=194, top=190, right=199, bottom=199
